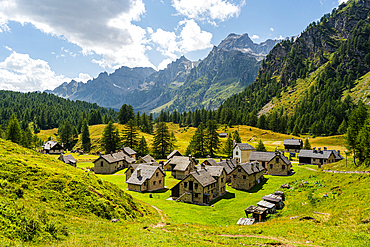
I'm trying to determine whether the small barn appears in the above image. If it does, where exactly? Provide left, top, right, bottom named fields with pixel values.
left=244, top=205, right=268, bottom=222
left=43, top=141, right=64, bottom=154
left=283, top=138, right=303, bottom=153
left=58, top=153, right=76, bottom=167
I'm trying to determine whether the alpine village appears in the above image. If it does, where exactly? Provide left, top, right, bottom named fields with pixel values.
left=1, top=0, right=370, bottom=246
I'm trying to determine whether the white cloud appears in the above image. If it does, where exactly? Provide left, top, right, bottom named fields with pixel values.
left=0, top=0, right=154, bottom=69
left=74, top=73, right=92, bottom=83
left=270, top=27, right=274, bottom=32
left=274, top=35, right=284, bottom=40
left=4, top=45, right=12, bottom=51
left=338, top=0, right=349, bottom=4
left=172, top=0, right=245, bottom=24
left=158, top=58, right=174, bottom=70
left=0, top=51, right=68, bottom=92
left=151, top=19, right=213, bottom=64
left=251, top=35, right=260, bottom=41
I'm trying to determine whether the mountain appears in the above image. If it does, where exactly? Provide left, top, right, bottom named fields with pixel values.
left=48, top=34, right=280, bottom=112
left=220, top=0, right=370, bottom=136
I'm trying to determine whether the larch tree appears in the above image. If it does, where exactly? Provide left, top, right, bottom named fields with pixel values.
left=122, top=119, right=139, bottom=149
left=233, top=130, right=242, bottom=143
left=206, top=120, right=220, bottom=157
left=222, top=132, right=233, bottom=158
left=102, top=121, right=121, bottom=153
left=137, top=136, right=149, bottom=157
left=186, top=122, right=206, bottom=157
left=256, top=139, right=267, bottom=152
left=81, top=118, right=91, bottom=152
left=152, top=122, right=170, bottom=159
left=6, top=113, right=22, bottom=144
left=303, top=138, right=311, bottom=150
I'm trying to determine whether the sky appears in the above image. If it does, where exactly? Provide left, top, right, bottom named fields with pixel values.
left=0, top=0, right=349, bottom=92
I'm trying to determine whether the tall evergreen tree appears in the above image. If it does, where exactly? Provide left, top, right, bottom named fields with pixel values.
left=122, top=119, right=139, bottom=149
left=5, top=113, right=22, bottom=144
left=21, top=127, right=33, bottom=148
left=256, top=139, right=267, bottom=152
left=58, top=120, right=74, bottom=149
left=81, top=118, right=91, bottom=152
left=233, top=130, right=242, bottom=143
left=222, top=133, right=233, bottom=157
left=118, top=104, right=134, bottom=124
left=137, top=136, right=149, bottom=157
left=206, top=120, right=220, bottom=157
left=186, top=122, right=206, bottom=157
left=152, top=122, right=170, bottom=159
left=303, top=138, right=311, bottom=150
left=169, top=131, right=178, bottom=153
left=102, top=121, right=121, bottom=153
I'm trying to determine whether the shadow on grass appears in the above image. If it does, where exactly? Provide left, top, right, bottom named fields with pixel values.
left=247, top=178, right=269, bottom=193
left=143, top=188, right=169, bottom=194
left=209, top=191, right=235, bottom=205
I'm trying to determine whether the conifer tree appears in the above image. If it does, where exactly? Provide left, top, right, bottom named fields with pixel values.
left=186, top=122, right=206, bottom=157
left=81, top=118, right=91, bottom=152
left=58, top=120, right=74, bottom=149
left=233, top=130, right=242, bottom=143
left=122, top=119, right=139, bottom=149
left=206, top=120, right=220, bottom=157
left=256, top=139, right=267, bottom=152
left=169, top=131, right=177, bottom=152
left=303, top=138, right=311, bottom=150
left=152, top=122, right=170, bottom=158
left=118, top=104, right=134, bottom=124
left=223, top=133, right=233, bottom=157
left=6, top=113, right=22, bottom=144
left=102, top=121, right=121, bottom=153
left=21, top=127, right=33, bottom=148
left=137, top=136, right=149, bottom=157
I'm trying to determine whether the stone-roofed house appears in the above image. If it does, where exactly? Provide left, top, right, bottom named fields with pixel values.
left=126, top=164, right=165, bottom=192
left=298, top=147, right=343, bottom=166
left=93, top=152, right=135, bottom=174
left=167, top=149, right=182, bottom=160
left=125, top=162, right=160, bottom=181
left=136, top=154, right=156, bottom=164
left=43, top=141, right=64, bottom=154
left=215, top=158, right=238, bottom=182
left=249, top=151, right=292, bottom=176
left=202, top=157, right=218, bottom=166
left=120, top=146, right=137, bottom=160
left=164, top=156, right=197, bottom=179
left=58, top=153, right=76, bottom=167
left=170, top=166, right=227, bottom=205
left=230, top=161, right=265, bottom=191
left=283, top=138, right=303, bottom=153
left=233, top=143, right=256, bottom=163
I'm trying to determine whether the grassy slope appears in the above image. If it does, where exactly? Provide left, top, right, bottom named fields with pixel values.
left=343, top=71, right=370, bottom=104
left=38, top=123, right=347, bottom=156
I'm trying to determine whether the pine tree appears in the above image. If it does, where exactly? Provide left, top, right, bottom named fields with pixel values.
left=303, top=138, right=311, bottom=150
left=137, top=136, right=149, bottom=157
left=206, top=120, right=220, bottom=157
left=337, top=119, right=348, bottom=134
left=186, top=122, right=206, bottom=157
left=233, top=130, right=242, bottom=143
left=81, top=118, right=91, bottom=152
left=169, top=131, right=177, bottom=153
left=102, top=121, right=121, bottom=153
left=118, top=104, right=134, bottom=124
left=58, top=120, right=74, bottom=149
left=223, top=133, right=233, bottom=157
left=152, top=122, right=170, bottom=158
left=6, top=113, right=22, bottom=144
left=256, top=139, right=267, bottom=152
left=21, top=127, right=33, bottom=148
left=122, top=119, right=139, bottom=149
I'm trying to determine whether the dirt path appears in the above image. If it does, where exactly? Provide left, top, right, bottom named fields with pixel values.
left=218, top=234, right=321, bottom=247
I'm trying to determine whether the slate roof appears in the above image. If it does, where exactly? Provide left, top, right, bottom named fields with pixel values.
left=58, top=154, right=76, bottom=164
left=203, top=166, right=224, bottom=177
left=125, top=162, right=160, bottom=174
left=169, top=156, right=193, bottom=171
left=298, top=149, right=336, bottom=159
left=283, top=139, right=302, bottom=146
left=202, top=158, right=218, bottom=166
left=43, top=141, right=63, bottom=150
left=190, top=169, right=217, bottom=187
left=126, top=165, right=164, bottom=186
left=263, top=194, right=283, bottom=203
left=257, top=200, right=276, bottom=209
left=94, top=152, right=135, bottom=164
left=167, top=150, right=182, bottom=160
left=249, top=151, right=291, bottom=165
left=121, top=146, right=137, bottom=156
left=141, top=154, right=156, bottom=163
left=238, top=161, right=265, bottom=175
left=234, top=143, right=256, bottom=151
left=216, top=159, right=238, bottom=175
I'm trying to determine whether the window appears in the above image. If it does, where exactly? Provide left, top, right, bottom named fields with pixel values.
left=156, top=172, right=159, bottom=177
left=243, top=175, right=246, bottom=179
left=184, top=182, right=188, bottom=188
left=238, top=168, right=241, bottom=172
left=195, top=183, right=198, bottom=189
left=276, top=158, right=279, bottom=163
left=282, top=165, right=285, bottom=170
left=270, top=164, right=273, bottom=169
left=236, top=151, right=239, bottom=155
left=221, top=178, right=224, bottom=183
left=233, top=175, right=237, bottom=178
left=101, top=161, right=104, bottom=167
left=194, top=193, right=199, bottom=198
left=153, top=181, right=156, bottom=185
left=159, top=180, right=161, bottom=184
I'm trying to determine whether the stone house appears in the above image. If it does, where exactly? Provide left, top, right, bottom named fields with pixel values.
left=126, top=164, right=165, bottom=192
left=136, top=154, right=156, bottom=164
left=229, top=161, right=265, bottom=191
left=125, top=162, right=160, bottom=181
left=58, top=153, right=76, bottom=167
left=249, top=151, right=292, bottom=176
left=214, top=158, right=238, bottom=182
left=43, top=141, right=64, bottom=154
left=233, top=143, right=256, bottom=163
left=170, top=166, right=227, bottom=205
left=167, top=149, right=182, bottom=160
left=164, top=156, right=197, bottom=179
left=93, top=152, right=135, bottom=174
left=120, top=146, right=137, bottom=160
left=298, top=147, right=343, bottom=166
left=283, top=138, right=303, bottom=153
left=202, top=157, right=218, bottom=166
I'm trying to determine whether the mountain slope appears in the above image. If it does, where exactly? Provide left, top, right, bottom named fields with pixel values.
left=220, top=0, right=370, bottom=135
left=48, top=34, right=279, bottom=113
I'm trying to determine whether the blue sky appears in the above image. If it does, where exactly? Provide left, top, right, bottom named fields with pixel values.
left=0, top=0, right=348, bottom=92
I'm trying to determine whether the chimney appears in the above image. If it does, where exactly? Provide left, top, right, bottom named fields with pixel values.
left=61, top=143, right=64, bottom=148
left=313, top=147, right=316, bottom=153
left=137, top=169, right=141, bottom=178
left=337, top=150, right=340, bottom=155
left=207, top=155, right=210, bottom=159
left=111, top=151, right=113, bottom=155
left=188, top=154, right=192, bottom=161
left=318, top=147, right=321, bottom=153
left=220, top=157, right=223, bottom=161
left=201, top=163, right=205, bottom=170
left=324, top=147, right=327, bottom=151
